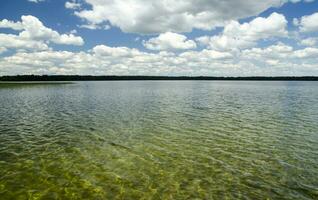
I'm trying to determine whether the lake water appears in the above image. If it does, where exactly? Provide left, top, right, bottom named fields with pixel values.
left=0, top=81, right=317, bottom=199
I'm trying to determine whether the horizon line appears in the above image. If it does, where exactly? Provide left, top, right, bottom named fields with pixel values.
left=1, top=75, right=318, bottom=81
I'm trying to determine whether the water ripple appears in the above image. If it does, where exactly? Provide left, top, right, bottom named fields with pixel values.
left=0, top=81, right=318, bottom=199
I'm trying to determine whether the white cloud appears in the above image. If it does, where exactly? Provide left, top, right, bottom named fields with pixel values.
left=0, top=47, right=7, bottom=55
left=78, top=23, right=110, bottom=30
left=18, top=15, right=84, bottom=46
left=1, top=42, right=318, bottom=76
left=241, top=43, right=318, bottom=69
left=93, top=45, right=139, bottom=57
left=72, top=0, right=305, bottom=34
left=242, top=43, right=293, bottom=60
left=0, top=33, right=49, bottom=52
left=294, top=47, right=318, bottom=58
left=70, top=29, right=77, bottom=34
left=143, top=32, right=196, bottom=51
left=299, top=37, right=318, bottom=46
left=0, top=19, right=24, bottom=30
left=52, top=34, right=84, bottom=45
left=196, top=12, right=287, bottom=51
left=180, top=49, right=233, bottom=60
left=65, top=1, right=81, bottom=10
left=296, top=12, right=318, bottom=32
left=0, top=15, right=84, bottom=51
left=27, top=0, right=46, bottom=3
left=288, top=0, right=314, bottom=2
left=1, top=5, right=318, bottom=76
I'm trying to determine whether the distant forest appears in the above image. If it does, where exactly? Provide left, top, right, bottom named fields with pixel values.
left=1, top=75, right=318, bottom=81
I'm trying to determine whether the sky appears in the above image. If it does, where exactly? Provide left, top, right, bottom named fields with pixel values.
left=0, top=0, right=318, bottom=76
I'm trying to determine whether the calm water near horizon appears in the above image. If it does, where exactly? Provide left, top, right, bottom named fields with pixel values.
left=0, top=81, right=317, bottom=199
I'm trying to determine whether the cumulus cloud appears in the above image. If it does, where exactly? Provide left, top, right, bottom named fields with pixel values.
left=71, top=0, right=309, bottom=34
left=288, top=0, right=314, bottom=2
left=93, top=45, right=139, bottom=57
left=0, top=47, right=7, bottom=55
left=78, top=23, right=111, bottom=30
left=0, top=33, right=49, bottom=52
left=180, top=49, right=233, bottom=60
left=242, top=43, right=293, bottom=60
left=0, top=15, right=84, bottom=52
left=294, top=47, right=318, bottom=58
left=0, top=19, right=24, bottom=30
left=69, top=0, right=311, bottom=34
left=241, top=42, right=318, bottom=71
left=295, top=12, right=318, bottom=32
left=1, top=2, right=318, bottom=76
left=299, top=37, right=318, bottom=46
left=196, top=13, right=288, bottom=51
left=143, top=32, right=196, bottom=51
left=65, top=1, right=81, bottom=10
left=1, top=42, right=318, bottom=76
left=27, top=0, right=46, bottom=3
left=18, top=15, right=84, bottom=46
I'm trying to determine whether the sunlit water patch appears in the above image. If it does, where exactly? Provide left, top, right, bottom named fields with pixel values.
left=0, top=81, right=318, bottom=199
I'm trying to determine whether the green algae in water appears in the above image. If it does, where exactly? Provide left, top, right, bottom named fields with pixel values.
left=0, top=81, right=318, bottom=199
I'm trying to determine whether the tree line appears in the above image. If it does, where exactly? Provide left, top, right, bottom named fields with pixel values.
left=1, top=75, right=318, bottom=81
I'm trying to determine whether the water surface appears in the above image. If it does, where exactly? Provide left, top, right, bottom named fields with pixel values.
left=0, top=81, right=317, bottom=199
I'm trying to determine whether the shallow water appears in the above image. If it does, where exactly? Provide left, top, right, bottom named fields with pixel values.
left=0, top=81, right=317, bottom=199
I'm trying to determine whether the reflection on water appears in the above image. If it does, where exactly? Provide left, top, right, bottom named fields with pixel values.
left=0, top=81, right=318, bottom=199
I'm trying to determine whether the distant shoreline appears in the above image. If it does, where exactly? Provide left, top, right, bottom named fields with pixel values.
left=1, top=75, right=318, bottom=81
left=0, top=81, right=73, bottom=84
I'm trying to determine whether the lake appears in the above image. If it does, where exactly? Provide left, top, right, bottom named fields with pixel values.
left=0, top=81, right=317, bottom=199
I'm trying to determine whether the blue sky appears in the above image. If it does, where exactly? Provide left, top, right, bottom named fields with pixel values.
left=0, top=0, right=318, bottom=76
